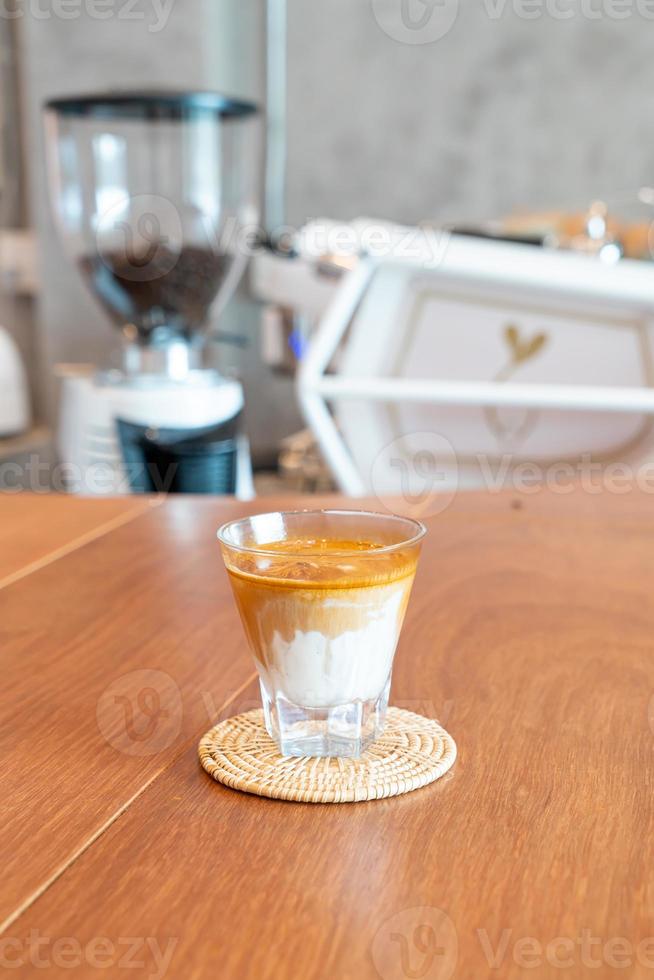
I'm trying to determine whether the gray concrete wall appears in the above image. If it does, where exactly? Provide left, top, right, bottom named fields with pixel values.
left=286, top=1, right=654, bottom=227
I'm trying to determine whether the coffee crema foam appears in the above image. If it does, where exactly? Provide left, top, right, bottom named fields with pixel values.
left=224, top=537, right=418, bottom=588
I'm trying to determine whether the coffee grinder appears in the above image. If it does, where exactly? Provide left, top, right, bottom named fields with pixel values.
left=45, top=90, right=259, bottom=495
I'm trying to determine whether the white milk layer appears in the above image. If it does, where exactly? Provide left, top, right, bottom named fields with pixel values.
left=259, top=582, right=408, bottom=708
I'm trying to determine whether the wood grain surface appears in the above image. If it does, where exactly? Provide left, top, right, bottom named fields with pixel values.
left=0, top=494, right=149, bottom=587
left=0, top=496, right=260, bottom=929
left=2, top=489, right=654, bottom=979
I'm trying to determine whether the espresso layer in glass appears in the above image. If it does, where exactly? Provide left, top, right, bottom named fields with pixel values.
left=224, top=538, right=418, bottom=709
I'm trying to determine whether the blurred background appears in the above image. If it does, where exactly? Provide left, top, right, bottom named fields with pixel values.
left=3, top=0, right=654, bottom=502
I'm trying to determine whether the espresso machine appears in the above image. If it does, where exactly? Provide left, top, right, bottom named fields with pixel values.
left=44, top=91, right=259, bottom=495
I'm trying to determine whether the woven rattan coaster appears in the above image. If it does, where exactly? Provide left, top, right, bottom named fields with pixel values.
left=198, top=706, right=456, bottom=803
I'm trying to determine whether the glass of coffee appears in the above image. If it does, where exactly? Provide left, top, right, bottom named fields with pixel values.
left=218, top=510, right=425, bottom=758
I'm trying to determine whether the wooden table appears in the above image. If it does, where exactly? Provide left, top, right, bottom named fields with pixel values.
left=1, top=488, right=653, bottom=979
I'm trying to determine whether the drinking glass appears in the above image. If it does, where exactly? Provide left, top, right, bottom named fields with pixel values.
left=218, top=509, right=425, bottom=758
